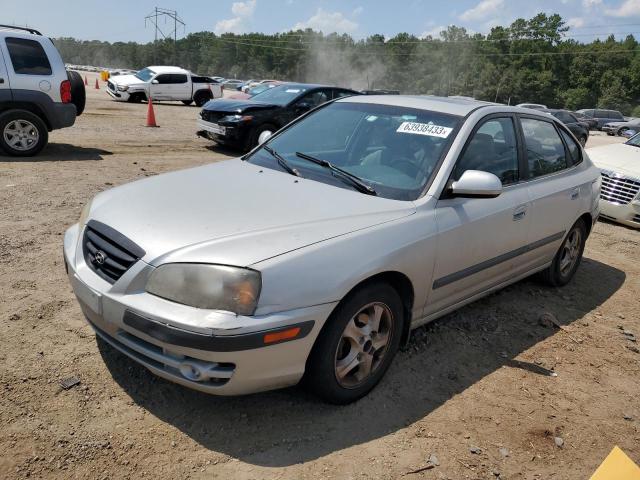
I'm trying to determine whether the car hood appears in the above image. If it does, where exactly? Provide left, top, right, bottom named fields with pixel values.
left=587, top=143, right=640, bottom=177
left=110, top=74, right=146, bottom=86
left=87, top=159, right=416, bottom=267
left=201, top=98, right=278, bottom=113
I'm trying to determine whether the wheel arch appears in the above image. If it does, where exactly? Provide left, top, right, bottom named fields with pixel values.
left=578, top=211, right=594, bottom=238
left=0, top=102, right=51, bottom=130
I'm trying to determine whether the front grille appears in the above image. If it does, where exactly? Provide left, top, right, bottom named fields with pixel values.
left=83, top=220, right=145, bottom=283
left=600, top=171, right=640, bottom=205
left=633, top=214, right=640, bottom=224
left=107, top=81, right=116, bottom=92
left=201, top=110, right=225, bottom=123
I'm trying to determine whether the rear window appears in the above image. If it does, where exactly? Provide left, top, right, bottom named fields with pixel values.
left=521, top=118, right=568, bottom=178
left=610, top=111, right=624, bottom=120
left=5, top=37, right=52, bottom=75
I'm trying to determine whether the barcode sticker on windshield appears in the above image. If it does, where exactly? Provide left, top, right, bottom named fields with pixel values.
left=396, top=122, right=452, bottom=138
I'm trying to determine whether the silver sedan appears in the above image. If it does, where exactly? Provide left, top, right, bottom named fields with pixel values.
left=64, top=95, right=601, bottom=404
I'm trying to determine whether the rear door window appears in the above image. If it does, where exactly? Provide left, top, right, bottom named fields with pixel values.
left=5, top=37, right=51, bottom=75
left=521, top=118, right=568, bottom=178
left=559, top=129, right=582, bottom=165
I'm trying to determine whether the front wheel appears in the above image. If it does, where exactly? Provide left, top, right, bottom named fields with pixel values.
left=305, top=283, right=404, bottom=404
left=0, top=110, right=48, bottom=157
left=182, top=100, right=193, bottom=106
left=539, top=218, right=587, bottom=287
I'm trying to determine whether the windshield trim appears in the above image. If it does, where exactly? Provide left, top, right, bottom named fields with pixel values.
left=245, top=99, right=467, bottom=201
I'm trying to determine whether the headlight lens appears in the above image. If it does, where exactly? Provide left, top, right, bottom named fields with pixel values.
left=146, top=264, right=261, bottom=315
left=117, top=85, right=129, bottom=91
left=78, top=199, right=93, bottom=226
left=220, top=114, right=253, bottom=123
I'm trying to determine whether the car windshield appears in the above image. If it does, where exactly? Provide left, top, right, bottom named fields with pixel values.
left=246, top=101, right=461, bottom=200
left=248, top=84, right=271, bottom=96
left=625, top=133, right=640, bottom=147
left=135, top=68, right=155, bottom=82
left=250, top=85, right=310, bottom=105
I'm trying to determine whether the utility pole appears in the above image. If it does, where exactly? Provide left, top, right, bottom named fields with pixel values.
left=144, top=7, right=185, bottom=65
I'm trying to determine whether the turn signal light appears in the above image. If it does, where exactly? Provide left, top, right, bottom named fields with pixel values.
left=263, top=327, right=301, bottom=345
left=60, top=80, right=72, bottom=103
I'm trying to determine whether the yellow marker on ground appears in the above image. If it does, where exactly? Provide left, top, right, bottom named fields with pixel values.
left=590, top=446, right=640, bottom=480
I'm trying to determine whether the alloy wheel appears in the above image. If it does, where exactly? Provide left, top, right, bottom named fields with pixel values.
left=559, top=228, right=582, bottom=276
left=3, top=119, right=39, bottom=152
left=334, top=302, right=394, bottom=388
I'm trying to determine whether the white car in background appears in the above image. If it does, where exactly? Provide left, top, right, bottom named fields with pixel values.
left=587, top=133, right=640, bottom=228
left=106, top=66, right=223, bottom=106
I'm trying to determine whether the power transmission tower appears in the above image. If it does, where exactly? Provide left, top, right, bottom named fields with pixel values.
left=144, top=7, right=185, bottom=65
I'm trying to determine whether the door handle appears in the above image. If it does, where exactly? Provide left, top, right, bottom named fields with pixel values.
left=513, top=205, right=527, bottom=221
left=570, top=188, right=579, bottom=200
left=0, top=78, right=4, bottom=84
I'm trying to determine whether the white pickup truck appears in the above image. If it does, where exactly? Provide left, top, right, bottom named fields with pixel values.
left=106, top=65, right=222, bottom=106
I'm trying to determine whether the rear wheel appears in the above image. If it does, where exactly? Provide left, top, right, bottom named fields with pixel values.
left=0, top=109, right=48, bottom=157
left=539, top=218, right=587, bottom=287
left=194, top=91, right=212, bottom=107
left=67, top=70, right=86, bottom=116
left=305, top=283, right=404, bottom=404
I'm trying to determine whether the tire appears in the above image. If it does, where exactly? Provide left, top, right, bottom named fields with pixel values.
left=181, top=100, right=193, bottom=106
left=67, top=70, right=86, bottom=116
left=305, top=283, right=404, bottom=404
left=0, top=109, right=48, bottom=157
left=194, top=91, right=212, bottom=107
left=248, top=123, right=276, bottom=151
left=538, top=218, right=587, bottom=287
left=128, top=92, right=145, bottom=103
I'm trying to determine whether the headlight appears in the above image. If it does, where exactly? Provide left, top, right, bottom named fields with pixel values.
left=146, top=264, right=261, bottom=315
left=78, top=199, right=93, bottom=226
left=220, top=114, right=253, bottom=123
left=117, top=85, right=129, bottom=92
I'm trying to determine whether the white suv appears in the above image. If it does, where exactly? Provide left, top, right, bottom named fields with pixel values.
left=0, top=25, right=84, bottom=156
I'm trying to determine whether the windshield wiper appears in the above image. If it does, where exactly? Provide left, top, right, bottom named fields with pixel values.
left=295, top=151, right=376, bottom=196
left=263, top=146, right=301, bottom=177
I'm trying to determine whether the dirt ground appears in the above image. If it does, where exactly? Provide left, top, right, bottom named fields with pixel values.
left=1, top=72, right=638, bottom=480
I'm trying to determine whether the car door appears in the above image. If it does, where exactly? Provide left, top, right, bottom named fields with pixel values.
left=1, top=36, right=54, bottom=100
left=518, top=115, right=581, bottom=266
left=0, top=45, right=10, bottom=101
left=149, top=74, right=172, bottom=100
left=171, top=73, right=191, bottom=100
left=427, top=115, right=531, bottom=315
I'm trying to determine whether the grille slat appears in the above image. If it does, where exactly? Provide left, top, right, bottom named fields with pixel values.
left=600, top=171, right=640, bottom=205
left=83, top=220, right=145, bottom=284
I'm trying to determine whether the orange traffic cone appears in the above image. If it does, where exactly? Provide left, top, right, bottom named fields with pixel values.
left=94, top=78, right=99, bottom=90
left=146, top=97, right=158, bottom=127
left=84, top=75, right=88, bottom=86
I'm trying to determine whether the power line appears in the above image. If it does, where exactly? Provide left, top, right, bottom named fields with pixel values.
left=145, top=7, right=185, bottom=64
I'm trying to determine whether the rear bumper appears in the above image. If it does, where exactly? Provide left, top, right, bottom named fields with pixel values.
left=63, top=223, right=336, bottom=395
left=598, top=199, right=640, bottom=229
left=49, top=103, right=76, bottom=130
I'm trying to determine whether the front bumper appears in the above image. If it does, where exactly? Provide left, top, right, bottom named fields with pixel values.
left=63, top=223, right=335, bottom=395
left=602, top=126, right=617, bottom=135
left=106, top=88, right=129, bottom=101
left=598, top=199, right=640, bottom=229
left=196, top=118, right=248, bottom=148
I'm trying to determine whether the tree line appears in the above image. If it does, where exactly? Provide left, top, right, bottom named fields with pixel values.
left=54, top=13, right=640, bottom=115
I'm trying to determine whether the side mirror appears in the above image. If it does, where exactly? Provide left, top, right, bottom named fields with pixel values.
left=450, top=170, right=502, bottom=198
left=151, top=79, right=159, bottom=85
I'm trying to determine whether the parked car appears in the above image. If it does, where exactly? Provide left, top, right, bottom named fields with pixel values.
left=0, top=25, right=84, bottom=156
left=220, top=79, right=244, bottom=90
left=515, top=103, right=548, bottom=110
left=572, top=111, right=598, bottom=131
left=541, top=109, right=589, bottom=146
left=228, top=81, right=283, bottom=100
left=197, top=83, right=360, bottom=150
left=586, top=132, right=640, bottom=229
left=106, top=66, right=223, bottom=106
left=66, top=95, right=600, bottom=403
left=602, top=118, right=640, bottom=136
left=575, top=109, right=625, bottom=130
left=109, top=69, right=137, bottom=77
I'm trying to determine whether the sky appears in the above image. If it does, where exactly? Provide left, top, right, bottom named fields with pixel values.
left=3, top=0, right=640, bottom=42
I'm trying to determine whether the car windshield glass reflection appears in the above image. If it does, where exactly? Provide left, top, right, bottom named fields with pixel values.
left=626, top=133, right=640, bottom=147
left=250, top=85, right=310, bottom=105
left=246, top=102, right=461, bottom=200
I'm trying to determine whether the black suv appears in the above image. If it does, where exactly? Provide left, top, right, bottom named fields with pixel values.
left=542, top=109, right=589, bottom=146
left=197, top=83, right=359, bottom=151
